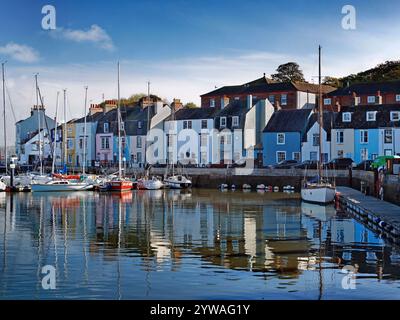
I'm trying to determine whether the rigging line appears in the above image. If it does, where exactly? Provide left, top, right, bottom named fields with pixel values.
left=4, top=82, right=17, bottom=123
left=37, top=84, right=55, bottom=159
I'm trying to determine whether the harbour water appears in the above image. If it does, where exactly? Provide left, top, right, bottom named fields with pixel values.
left=0, top=189, right=399, bottom=300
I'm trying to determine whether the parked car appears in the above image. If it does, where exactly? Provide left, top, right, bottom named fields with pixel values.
left=326, top=158, right=354, bottom=169
left=273, top=160, right=299, bottom=169
left=294, top=160, right=319, bottom=169
left=354, top=160, right=373, bottom=171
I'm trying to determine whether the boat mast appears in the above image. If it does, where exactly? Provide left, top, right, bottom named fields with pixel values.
left=318, top=45, right=323, bottom=183
left=51, top=91, right=60, bottom=175
left=83, top=86, right=88, bottom=175
left=63, top=89, right=67, bottom=170
left=117, top=62, right=122, bottom=178
left=146, top=81, right=150, bottom=169
left=1, top=62, right=7, bottom=173
left=35, top=74, right=43, bottom=175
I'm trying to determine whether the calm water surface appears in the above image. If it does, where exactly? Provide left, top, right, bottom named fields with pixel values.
left=0, top=189, right=399, bottom=300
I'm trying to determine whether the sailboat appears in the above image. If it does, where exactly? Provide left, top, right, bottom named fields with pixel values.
left=108, top=62, right=133, bottom=191
left=164, top=103, right=192, bottom=189
left=301, top=46, right=336, bottom=205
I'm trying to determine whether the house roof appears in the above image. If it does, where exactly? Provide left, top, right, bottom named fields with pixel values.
left=326, top=80, right=400, bottom=97
left=303, top=111, right=337, bottom=142
left=73, top=111, right=105, bottom=124
left=263, top=108, right=313, bottom=133
left=165, top=107, right=218, bottom=121
left=214, top=100, right=248, bottom=130
left=201, top=76, right=335, bottom=97
left=334, top=104, right=400, bottom=129
left=96, top=105, right=154, bottom=135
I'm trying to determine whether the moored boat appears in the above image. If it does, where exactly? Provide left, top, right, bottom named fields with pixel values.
left=31, top=180, right=92, bottom=192
left=137, top=176, right=163, bottom=190
left=164, top=175, right=192, bottom=189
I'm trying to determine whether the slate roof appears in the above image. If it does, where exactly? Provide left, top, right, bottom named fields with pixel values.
left=263, top=109, right=313, bottom=133
left=214, top=100, right=248, bottom=130
left=165, top=107, right=218, bottom=121
left=326, top=80, right=400, bottom=97
left=334, top=104, right=400, bottom=129
left=303, top=111, right=337, bottom=142
left=96, top=105, right=155, bottom=135
left=201, top=76, right=335, bottom=96
left=73, top=111, right=105, bottom=124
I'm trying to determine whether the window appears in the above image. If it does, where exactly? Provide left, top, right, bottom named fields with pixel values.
left=360, top=130, right=368, bottom=144
left=336, top=130, right=344, bottom=144
left=210, top=99, right=215, bottom=108
left=367, top=96, right=376, bottom=104
left=101, top=136, right=110, bottom=149
left=67, top=139, right=74, bottom=149
left=220, top=117, right=227, bottom=127
left=276, top=151, right=286, bottom=163
left=396, top=94, right=400, bottom=102
left=234, top=97, right=240, bottom=100
left=384, top=149, right=393, bottom=156
left=200, top=151, right=207, bottom=164
left=342, top=112, right=351, bottom=122
left=322, top=153, right=328, bottom=163
left=371, top=153, right=378, bottom=160
left=269, top=95, right=275, bottom=104
left=201, top=120, right=207, bottom=129
left=366, top=111, right=376, bottom=121
left=312, top=133, right=320, bottom=146
left=281, top=94, right=287, bottom=106
left=355, top=96, right=361, bottom=104
left=232, top=116, right=239, bottom=127
left=361, top=148, right=368, bottom=161
left=220, top=136, right=225, bottom=145
left=79, top=138, right=83, bottom=149
left=137, top=136, right=142, bottom=148
left=137, top=121, right=142, bottom=129
left=323, top=98, right=332, bottom=105
left=67, top=127, right=72, bottom=134
left=293, top=152, right=301, bottom=162
left=310, top=151, right=318, bottom=161
left=200, top=134, right=208, bottom=146
left=277, top=133, right=285, bottom=145
left=183, top=120, right=192, bottom=129
left=384, top=129, right=393, bottom=144
left=104, top=123, right=109, bottom=133
left=226, top=134, right=232, bottom=145
left=337, top=150, right=344, bottom=158
left=68, top=154, right=72, bottom=164
left=120, top=121, right=124, bottom=131
left=137, top=152, right=142, bottom=163
left=390, top=111, right=400, bottom=121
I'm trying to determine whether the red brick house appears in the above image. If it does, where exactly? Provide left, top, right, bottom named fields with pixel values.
left=323, top=80, right=400, bottom=111
left=200, top=74, right=335, bottom=110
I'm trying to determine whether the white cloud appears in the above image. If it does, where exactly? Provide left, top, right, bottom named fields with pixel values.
left=52, top=24, right=115, bottom=51
left=0, top=42, right=39, bottom=63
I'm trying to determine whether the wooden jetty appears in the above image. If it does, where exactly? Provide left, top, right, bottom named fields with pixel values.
left=336, top=186, right=400, bottom=244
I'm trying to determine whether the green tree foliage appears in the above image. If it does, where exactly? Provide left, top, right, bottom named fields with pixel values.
left=271, top=62, right=305, bottom=82
left=323, top=76, right=341, bottom=88
left=184, top=102, right=198, bottom=109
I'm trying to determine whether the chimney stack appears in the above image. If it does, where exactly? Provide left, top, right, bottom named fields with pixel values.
left=246, top=95, right=253, bottom=110
left=171, top=98, right=183, bottom=112
left=352, top=92, right=359, bottom=107
left=376, top=90, right=383, bottom=105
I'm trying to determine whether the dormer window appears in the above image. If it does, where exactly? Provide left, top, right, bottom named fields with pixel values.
left=104, top=122, right=109, bottom=133
left=366, top=111, right=376, bottom=122
left=367, top=96, right=376, bottom=104
left=137, top=121, right=142, bottom=129
left=342, top=112, right=351, bottom=122
left=210, top=99, right=215, bottom=108
left=396, top=94, right=400, bottom=102
left=281, top=94, right=288, bottom=106
left=232, top=116, right=239, bottom=127
left=220, top=117, right=227, bottom=127
left=390, top=111, right=400, bottom=121
left=323, top=98, right=331, bottom=105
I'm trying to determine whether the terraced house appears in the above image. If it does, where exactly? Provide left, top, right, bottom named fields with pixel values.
left=201, top=74, right=335, bottom=110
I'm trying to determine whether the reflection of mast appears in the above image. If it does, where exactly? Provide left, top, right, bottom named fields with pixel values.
left=2, top=195, right=7, bottom=275
left=63, top=204, right=68, bottom=279
left=51, top=204, right=58, bottom=280
left=117, top=200, right=122, bottom=299
left=82, top=197, right=88, bottom=283
left=36, top=196, right=44, bottom=297
left=318, top=220, right=323, bottom=300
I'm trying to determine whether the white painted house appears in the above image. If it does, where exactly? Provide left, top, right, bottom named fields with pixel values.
left=302, top=112, right=336, bottom=163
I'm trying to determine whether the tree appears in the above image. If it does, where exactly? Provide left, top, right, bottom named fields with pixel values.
left=271, top=62, right=305, bottom=82
left=323, top=76, right=341, bottom=88
left=184, top=102, right=197, bottom=109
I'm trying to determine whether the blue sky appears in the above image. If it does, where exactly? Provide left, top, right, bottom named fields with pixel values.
left=1, top=0, right=400, bottom=144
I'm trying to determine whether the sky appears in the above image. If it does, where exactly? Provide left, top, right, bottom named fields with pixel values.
left=1, top=0, right=400, bottom=145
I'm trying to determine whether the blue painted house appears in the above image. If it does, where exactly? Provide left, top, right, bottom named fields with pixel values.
left=262, top=109, right=312, bottom=166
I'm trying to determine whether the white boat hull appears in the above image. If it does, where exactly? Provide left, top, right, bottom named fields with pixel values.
left=164, top=177, right=192, bottom=189
left=301, top=186, right=336, bottom=204
left=138, top=179, right=163, bottom=190
left=31, top=183, right=92, bottom=192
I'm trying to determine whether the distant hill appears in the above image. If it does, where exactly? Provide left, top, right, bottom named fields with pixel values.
left=324, top=60, right=400, bottom=88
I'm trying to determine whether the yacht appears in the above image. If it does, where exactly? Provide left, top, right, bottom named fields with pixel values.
left=31, top=180, right=92, bottom=192
left=164, top=175, right=192, bottom=189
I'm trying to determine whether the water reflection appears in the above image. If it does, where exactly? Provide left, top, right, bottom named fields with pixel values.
left=0, top=190, right=399, bottom=299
